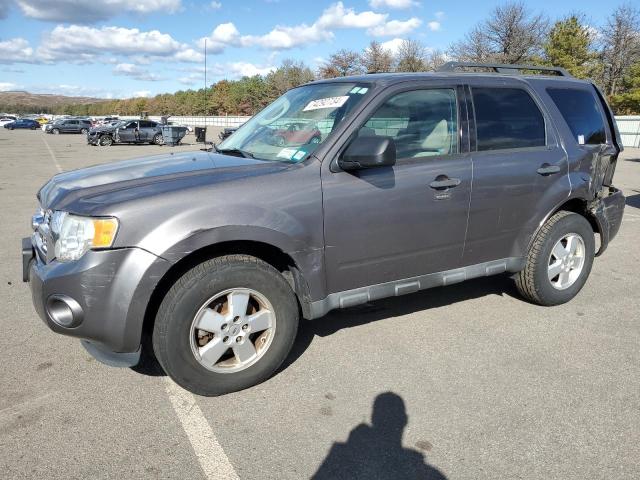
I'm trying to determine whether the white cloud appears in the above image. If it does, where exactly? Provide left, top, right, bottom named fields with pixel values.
left=368, top=17, right=421, bottom=36
left=369, top=0, right=418, bottom=9
left=38, top=25, right=184, bottom=63
left=132, top=90, right=152, bottom=98
left=380, top=37, right=404, bottom=54
left=435, top=11, right=445, bottom=20
left=226, top=61, right=276, bottom=77
left=316, top=2, right=386, bottom=29
left=0, top=37, right=36, bottom=64
left=113, top=63, right=163, bottom=81
left=16, top=0, right=181, bottom=23
left=198, top=2, right=399, bottom=52
left=173, top=48, right=204, bottom=63
left=210, top=1, right=221, bottom=9
left=248, top=24, right=332, bottom=49
left=427, top=21, right=441, bottom=31
left=0, top=82, right=21, bottom=91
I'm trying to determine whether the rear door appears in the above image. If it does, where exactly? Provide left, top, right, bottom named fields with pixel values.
left=463, top=80, right=570, bottom=266
left=322, top=81, right=472, bottom=293
left=139, top=121, right=156, bottom=142
left=65, top=120, right=78, bottom=132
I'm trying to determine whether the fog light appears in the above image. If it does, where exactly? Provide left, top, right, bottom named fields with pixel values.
left=46, top=294, right=83, bottom=328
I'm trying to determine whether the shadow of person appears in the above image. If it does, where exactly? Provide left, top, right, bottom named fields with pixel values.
left=312, top=392, right=447, bottom=480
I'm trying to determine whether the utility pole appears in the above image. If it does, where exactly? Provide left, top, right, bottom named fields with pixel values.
left=204, top=38, right=207, bottom=117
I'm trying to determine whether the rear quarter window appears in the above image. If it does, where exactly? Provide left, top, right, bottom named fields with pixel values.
left=546, top=88, right=606, bottom=145
left=472, top=87, right=546, bottom=151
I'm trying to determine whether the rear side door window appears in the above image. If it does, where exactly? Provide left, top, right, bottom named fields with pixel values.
left=472, top=87, right=546, bottom=151
left=546, top=88, right=606, bottom=145
left=360, top=89, right=458, bottom=159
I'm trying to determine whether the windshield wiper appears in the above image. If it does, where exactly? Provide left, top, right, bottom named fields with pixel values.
left=213, top=145, right=255, bottom=159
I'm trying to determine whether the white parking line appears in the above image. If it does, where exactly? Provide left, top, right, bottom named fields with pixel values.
left=41, top=135, right=63, bottom=173
left=164, top=378, right=239, bottom=480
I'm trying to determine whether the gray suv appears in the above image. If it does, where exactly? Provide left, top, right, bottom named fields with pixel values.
left=45, top=118, right=92, bottom=134
left=23, top=63, right=625, bottom=396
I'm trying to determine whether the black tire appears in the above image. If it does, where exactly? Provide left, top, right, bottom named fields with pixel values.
left=80, top=128, right=88, bottom=134
left=52, top=128, right=59, bottom=135
left=515, top=211, right=595, bottom=306
left=153, top=254, right=299, bottom=396
left=31, top=126, right=37, bottom=130
left=153, top=133, right=164, bottom=145
left=99, top=135, right=113, bottom=146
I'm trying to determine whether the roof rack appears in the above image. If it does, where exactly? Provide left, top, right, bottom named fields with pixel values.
left=437, top=61, right=572, bottom=77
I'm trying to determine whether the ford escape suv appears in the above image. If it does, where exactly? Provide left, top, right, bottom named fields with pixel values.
left=23, top=63, right=625, bottom=396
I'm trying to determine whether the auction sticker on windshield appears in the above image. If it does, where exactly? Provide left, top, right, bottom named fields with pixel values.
left=303, top=96, right=349, bottom=111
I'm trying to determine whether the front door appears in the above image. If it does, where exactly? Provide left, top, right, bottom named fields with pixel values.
left=322, top=84, right=472, bottom=294
left=118, top=121, right=138, bottom=143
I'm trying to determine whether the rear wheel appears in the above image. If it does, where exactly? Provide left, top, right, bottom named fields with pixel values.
left=80, top=128, right=88, bottom=134
left=516, top=211, right=595, bottom=306
left=31, top=125, right=37, bottom=130
left=153, top=255, right=299, bottom=396
left=153, top=133, right=164, bottom=145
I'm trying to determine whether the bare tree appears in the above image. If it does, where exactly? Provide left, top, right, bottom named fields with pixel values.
left=395, top=39, right=427, bottom=72
left=448, top=1, right=548, bottom=64
left=318, top=49, right=364, bottom=78
left=424, top=49, right=448, bottom=71
left=361, top=41, right=394, bottom=73
left=601, top=4, right=640, bottom=95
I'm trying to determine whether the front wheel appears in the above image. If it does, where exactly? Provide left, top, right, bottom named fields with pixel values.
left=98, top=135, right=113, bottom=146
left=52, top=128, right=60, bottom=135
left=153, top=133, right=164, bottom=145
left=153, top=255, right=299, bottom=396
left=516, top=211, right=595, bottom=306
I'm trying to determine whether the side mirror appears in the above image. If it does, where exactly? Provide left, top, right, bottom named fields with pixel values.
left=339, top=135, right=396, bottom=171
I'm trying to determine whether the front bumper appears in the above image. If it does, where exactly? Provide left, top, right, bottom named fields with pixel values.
left=592, top=186, right=625, bottom=256
left=24, top=240, right=171, bottom=366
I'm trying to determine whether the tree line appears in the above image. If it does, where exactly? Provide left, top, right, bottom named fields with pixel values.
left=4, top=1, right=640, bottom=116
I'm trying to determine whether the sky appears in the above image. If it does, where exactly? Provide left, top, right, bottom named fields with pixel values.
left=0, top=0, right=614, bottom=99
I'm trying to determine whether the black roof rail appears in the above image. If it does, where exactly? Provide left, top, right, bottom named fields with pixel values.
left=437, top=61, right=572, bottom=77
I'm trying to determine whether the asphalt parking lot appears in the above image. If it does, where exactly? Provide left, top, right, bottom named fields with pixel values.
left=1, top=128, right=639, bottom=479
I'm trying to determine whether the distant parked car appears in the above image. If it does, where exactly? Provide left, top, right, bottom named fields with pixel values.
left=0, top=116, right=17, bottom=127
left=4, top=119, right=40, bottom=130
left=45, top=119, right=92, bottom=134
left=219, top=127, right=237, bottom=141
left=87, top=119, right=164, bottom=146
left=166, top=121, right=193, bottom=133
left=271, top=122, right=322, bottom=146
left=34, top=117, right=49, bottom=125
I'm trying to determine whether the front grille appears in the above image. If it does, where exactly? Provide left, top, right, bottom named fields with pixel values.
left=31, top=207, right=51, bottom=262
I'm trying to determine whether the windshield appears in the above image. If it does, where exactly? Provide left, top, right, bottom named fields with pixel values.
left=217, top=82, right=370, bottom=162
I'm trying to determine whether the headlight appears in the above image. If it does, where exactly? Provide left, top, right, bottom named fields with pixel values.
left=51, top=211, right=119, bottom=262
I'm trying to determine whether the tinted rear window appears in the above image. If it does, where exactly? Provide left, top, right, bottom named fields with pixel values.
left=472, top=87, right=546, bottom=151
left=546, top=88, right=606, bottom=145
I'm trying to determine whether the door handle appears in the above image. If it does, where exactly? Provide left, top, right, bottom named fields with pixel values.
left=537, top=163, right=561, bottom=176
left=429, top=175, right=461, bottom=189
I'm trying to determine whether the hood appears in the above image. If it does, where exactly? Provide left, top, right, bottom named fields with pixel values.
left=38, top=150, right=280, bottom=211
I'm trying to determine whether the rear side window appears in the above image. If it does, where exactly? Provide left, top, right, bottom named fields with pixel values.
left=546, top=88, right=606, bottom=145
left=472, top=87, right=546, bottom=151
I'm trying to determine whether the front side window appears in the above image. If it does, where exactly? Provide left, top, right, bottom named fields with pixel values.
left=359, top=89, right=458, bottom=159
left=473, top=87, right=546, bottom=151
left=218, top=82, right=370, bottom=162
left=546, top=88, right=606, bottom=145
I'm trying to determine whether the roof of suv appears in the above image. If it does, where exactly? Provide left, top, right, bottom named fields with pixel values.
left=309, top=63, right=592, bottom=88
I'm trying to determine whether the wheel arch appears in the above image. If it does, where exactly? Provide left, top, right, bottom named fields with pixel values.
left=529, top=196, right=602, bottom=255
left=140, top=239, right=313, bottom=350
